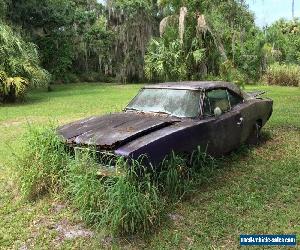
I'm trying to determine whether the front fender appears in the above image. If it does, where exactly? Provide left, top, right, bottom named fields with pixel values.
left=115, top=120, right=211, bottom=166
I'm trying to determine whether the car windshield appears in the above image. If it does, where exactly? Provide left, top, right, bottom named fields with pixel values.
left=126, top=88, right=200, bottom=118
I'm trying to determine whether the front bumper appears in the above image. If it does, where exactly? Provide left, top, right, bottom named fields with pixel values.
left=74, top=147, right=127, bottom=177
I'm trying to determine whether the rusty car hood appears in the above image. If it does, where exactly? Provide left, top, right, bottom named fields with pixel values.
left=57, top=112, right=180, bottom=149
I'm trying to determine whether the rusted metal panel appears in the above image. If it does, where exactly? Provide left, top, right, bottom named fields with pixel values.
left=58, top=113, right=179, bottom=149
left=115, top=119, right=211, bottom=165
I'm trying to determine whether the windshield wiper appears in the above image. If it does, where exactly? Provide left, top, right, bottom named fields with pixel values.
left=125, top=107, right=145, bottom=114
left=125, top=108, right=171, bottom=116
left=153, top=111, right=172, bottom=116
left=125, top=107, right=139, bottom=111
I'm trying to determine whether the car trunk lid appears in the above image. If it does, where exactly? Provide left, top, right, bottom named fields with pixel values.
left=245, top=90, right=266, bottom=98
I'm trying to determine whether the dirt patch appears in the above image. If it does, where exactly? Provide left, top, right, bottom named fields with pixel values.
left=168, top=213, right=184, bottom=225
left=54, top=219, right=94, bottom=241
left=101, top=235, right=114, bottom=248
left=51, top=203, right=66, bottom=213
left=23, top=214, right=94, bottom=249
left=1, top=120, right=23, bottom=127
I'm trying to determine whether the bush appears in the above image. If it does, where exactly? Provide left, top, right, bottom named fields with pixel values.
left=63, top=73, right=80, bottom=84
left=52, top=73, right=80, bottom=84
left=53, top=73, right=116, bottom=84
left=264, top=63, right=300, bottom=86
left=79, top=72, right=103, bottom=82
left=220, top=60, right=246, bottom=87
left=0, top=23, right=50, bottom=102
left=0, top=71, right=29, bottom=102
left=76, top=72, right=116, bottom=83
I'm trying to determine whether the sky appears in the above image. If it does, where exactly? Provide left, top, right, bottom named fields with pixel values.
left=246, top=0, right=300, bottom=27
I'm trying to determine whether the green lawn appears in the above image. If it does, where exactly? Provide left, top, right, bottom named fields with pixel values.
left=0, top=83, right=299, bottom=249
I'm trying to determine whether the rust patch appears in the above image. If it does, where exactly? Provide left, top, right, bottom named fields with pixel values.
left=58, top=112, right=179, bottom=149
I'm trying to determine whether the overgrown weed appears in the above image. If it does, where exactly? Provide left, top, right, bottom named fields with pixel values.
left=264, top=63, right=300, bottom=87
left=17, top=123, right=68, bottom=200
left=65, top=153, right=163, bottom=235
left=159, top=147, right=218, bottom=201
left=17, top=124, right=219, bottom=235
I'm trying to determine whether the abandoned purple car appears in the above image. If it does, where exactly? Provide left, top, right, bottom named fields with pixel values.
left=58, top=81, right=273, bottom=165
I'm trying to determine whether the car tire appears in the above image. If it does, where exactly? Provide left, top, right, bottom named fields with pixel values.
left=247, top=121, right=261, bottom=145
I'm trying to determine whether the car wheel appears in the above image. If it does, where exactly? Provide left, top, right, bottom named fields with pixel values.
left=247, top=121, right=261, bottom=145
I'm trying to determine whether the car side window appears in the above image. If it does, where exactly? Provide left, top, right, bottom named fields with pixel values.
left=227, top=90, right=243, bottom=107
left=203, top=89, right=230, bottom=116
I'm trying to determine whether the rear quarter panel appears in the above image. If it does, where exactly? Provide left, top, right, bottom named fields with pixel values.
left=239, top=98, right=273, bottom=142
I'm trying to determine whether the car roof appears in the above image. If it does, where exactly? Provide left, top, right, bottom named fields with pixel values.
left=144, top=81, right=243, bottom=95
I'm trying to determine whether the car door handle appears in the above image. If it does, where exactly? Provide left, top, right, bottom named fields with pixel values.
left=237, top=117, right=244, bottom=126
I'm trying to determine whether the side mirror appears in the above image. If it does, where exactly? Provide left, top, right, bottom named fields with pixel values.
left=214, top=107, right=222, bottom=117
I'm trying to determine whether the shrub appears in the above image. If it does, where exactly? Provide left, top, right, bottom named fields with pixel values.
left=17, top=124, right=68, bottom=200
left=0, top=71, right=29, bottom=102
left=264, top=63, right=300, bottom=86
left=62, top=73, right=80, bottom=84
left=79, top=72, right=103, bottom=83
left=144, top=38, right=188, bottom=82
left=220, top=60, right=246, bottom=87
left=0, top=22, right=50, bottom=102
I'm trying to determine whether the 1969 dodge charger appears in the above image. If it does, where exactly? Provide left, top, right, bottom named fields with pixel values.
left=58, top=81, right=273, bottom=166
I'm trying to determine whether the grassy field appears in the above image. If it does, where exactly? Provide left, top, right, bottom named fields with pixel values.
left=0, top=83, right=299, bottom=249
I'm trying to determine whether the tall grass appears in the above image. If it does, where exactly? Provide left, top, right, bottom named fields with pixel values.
left=102, top=172, right=162, bottom=234
left=159, top=147, right=218, bottom=201
left=65, top=154, right=162, bottom=235
left=159, top=152, right=190, bottom=200
left=64, top=153, right=107, bottom=224
left=264, top=63, right=300, bottom=87
left=17, top=124, right=68, bottom=199
left=17, top=124, right=218, bottom=235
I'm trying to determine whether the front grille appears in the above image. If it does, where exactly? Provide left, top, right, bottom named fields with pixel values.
left=74, top=147, right=127, bottom=177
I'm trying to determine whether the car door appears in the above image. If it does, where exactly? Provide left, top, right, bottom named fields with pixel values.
left=202, top=88, right=244, bottom=154
left=227, top=89, right=249, bottom=142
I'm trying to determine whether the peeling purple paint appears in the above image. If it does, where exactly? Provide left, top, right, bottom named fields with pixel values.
left=57, top=81, right=273, bottom=165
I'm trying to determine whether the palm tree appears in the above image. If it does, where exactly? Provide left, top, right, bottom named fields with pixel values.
left=0, top=23, right=50, bottom=102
